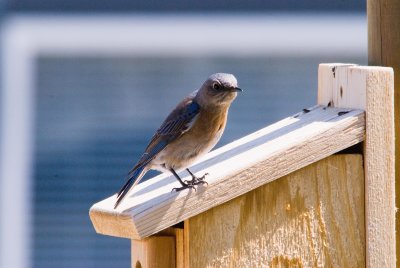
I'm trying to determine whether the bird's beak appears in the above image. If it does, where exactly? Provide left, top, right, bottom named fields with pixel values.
left=232, top=87, right=243, bottom=92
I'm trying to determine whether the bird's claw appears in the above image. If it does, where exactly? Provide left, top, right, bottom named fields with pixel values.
left=172, top=172, right=209, bottom=193
left=184, top=172, right=209, bottom=186
left=171, top=184, right=196, bottom=192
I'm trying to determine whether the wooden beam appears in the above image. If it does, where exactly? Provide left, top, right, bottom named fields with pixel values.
left=185, top=154, right=365, bottom=267
left=89, top=105, right=365, bottom=239
left=367, top=1, right=400, bottom=265
left=318, top=63, right=395, bottom=267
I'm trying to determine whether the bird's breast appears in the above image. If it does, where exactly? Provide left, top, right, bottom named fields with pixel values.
left=153, top=108, right=228, bottom=170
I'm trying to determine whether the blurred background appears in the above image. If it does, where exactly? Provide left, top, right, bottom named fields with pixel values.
left=0, top=1, right=366, bottom=268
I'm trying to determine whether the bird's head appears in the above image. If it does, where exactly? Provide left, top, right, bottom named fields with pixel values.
left=196, top=73, right=242, bottom=108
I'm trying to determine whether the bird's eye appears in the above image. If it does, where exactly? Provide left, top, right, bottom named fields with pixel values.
left=213, top=83, right=221, bottom=90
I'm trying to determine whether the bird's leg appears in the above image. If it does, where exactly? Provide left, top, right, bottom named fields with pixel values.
left=185, top=168, right=209, bottom=186
left=170, top=168, right=196, bottom=192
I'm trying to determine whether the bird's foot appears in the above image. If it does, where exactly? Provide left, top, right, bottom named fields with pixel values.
left=171, top=183, right=196, bottom=192
left=185, top=172, right=209, bottom=186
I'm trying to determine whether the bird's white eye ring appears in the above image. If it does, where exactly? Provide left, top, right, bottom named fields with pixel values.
left=213, top=83, right=221, bottom=90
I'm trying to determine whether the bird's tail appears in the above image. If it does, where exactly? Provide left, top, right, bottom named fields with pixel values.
left=114, top=166, right=147, bottom=209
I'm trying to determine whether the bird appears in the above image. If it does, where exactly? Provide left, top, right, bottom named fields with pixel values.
left=114, top=73, right=242, bottom=209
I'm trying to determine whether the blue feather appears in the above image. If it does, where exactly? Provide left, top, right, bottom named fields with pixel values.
left=114, top=166, right=146, bottom=209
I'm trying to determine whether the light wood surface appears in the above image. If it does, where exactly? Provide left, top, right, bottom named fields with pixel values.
left=367, top=1, right=400, bottom=264
left=318, top=63, right=362, bottom=108
left=89, top=105, right=365, bottom=239
left=318, top=63, right=395, bottom=267
left=155, top=227, right=185, bottom=268
left=185, top=154, right=365, bottom=267
left=131, top=236, right=175, bottom=268
left=364, top=67, right=395, bottom=267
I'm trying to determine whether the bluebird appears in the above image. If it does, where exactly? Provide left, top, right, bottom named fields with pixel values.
left=114, top=73, right=242, bottom=208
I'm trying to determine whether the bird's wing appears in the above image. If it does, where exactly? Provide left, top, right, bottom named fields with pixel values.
left=115, top=96, right=200, bottom=208
left=132, top=96, right=200, bottom=171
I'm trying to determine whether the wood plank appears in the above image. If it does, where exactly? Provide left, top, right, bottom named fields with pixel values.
left=184, top=221, right=190, bottom=268
left=367, top=1, right=400, bottom=265
left=154, top=227, right=184, bottom=268
left=186, top=154, right=365, bottom=267
left=89, top=105, right=365, bottom=239
left=318, top=64, right=395, bottom=267
left=364, top=68, right=395, bottom=267
left=131, top=236, right=175, bottom=268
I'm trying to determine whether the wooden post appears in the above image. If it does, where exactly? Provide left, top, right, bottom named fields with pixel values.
left=367, top=1, right=400, bottom=264
left=319, top=63, right=395, bottom=267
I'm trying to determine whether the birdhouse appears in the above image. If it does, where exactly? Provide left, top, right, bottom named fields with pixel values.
left=89, top=64, right=395, bottom=267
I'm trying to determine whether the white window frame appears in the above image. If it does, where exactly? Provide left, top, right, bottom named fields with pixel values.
left=0, top=14, right=365, bottom=268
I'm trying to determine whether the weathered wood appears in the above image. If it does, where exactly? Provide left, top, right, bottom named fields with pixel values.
left=367, top=1, right=400, bottom=265
left=90, top=106, right=365, bottom=239
left=318, top=64, right=395, bottom=267
left=318, top=63, right=362, bottom=108
left=131, top=236, right=175, bottom=268
left=185, top=154, right=365, bottom=267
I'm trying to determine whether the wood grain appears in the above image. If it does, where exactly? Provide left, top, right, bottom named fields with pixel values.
left=131, top=236, right=175, bottom=268
left=318, top=64, right=395, bottom=267
left=89, top=106, right=365, bottom=239
left=364, top=68, right=395, bottom=267
left=186, top=154, right=365, bottom=267
left=367, top=1, right=400, bottom=265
